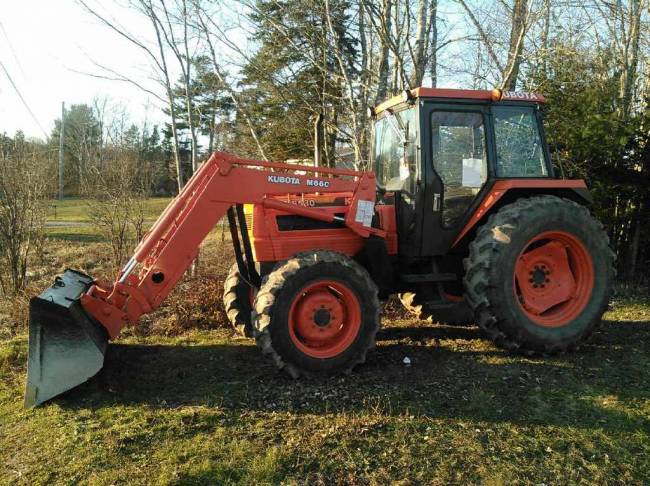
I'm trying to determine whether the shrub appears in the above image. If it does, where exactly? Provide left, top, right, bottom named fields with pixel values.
left=0, top=136, right=52, bottom=295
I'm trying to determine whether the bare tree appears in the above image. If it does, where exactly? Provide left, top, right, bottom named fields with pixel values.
left=0, top=140, right=51, bottom=294
left=410, top=0, right=429, bottom=86
left=83, top=147, right=153, bottom=272
left=77, top=0, right=185, bottom=193
left=501, top=0, right=530, bottom=90
left=615, top=0, right=645, bottom=119
left=370, top=0, right=393, bottom=103
left=457, top=0, right=538, bottom=90
left=158, top=0, right=200, bottom=173
left=193, top=2, right=269, bottom=160
left=429, top=0, right=438, bottom=86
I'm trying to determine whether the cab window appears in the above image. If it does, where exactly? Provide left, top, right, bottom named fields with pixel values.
left=373, top=107, right=418, bottom=193
left=431, top=111, right=487, bottom=227
left=493, top=106, right=548, bottom=177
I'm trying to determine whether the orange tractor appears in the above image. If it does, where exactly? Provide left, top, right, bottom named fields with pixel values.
left=25, top=88, right=615, bottom=407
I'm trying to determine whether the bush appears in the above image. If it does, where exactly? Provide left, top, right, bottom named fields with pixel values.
left=140, top=275, right=229, bottom=336
left=0, top=135, right=52, bottom=295
left=82, top=150, right=153, bottom=271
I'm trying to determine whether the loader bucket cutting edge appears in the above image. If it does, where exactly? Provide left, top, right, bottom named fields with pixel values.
left=25, top=269, right=109, bottom=408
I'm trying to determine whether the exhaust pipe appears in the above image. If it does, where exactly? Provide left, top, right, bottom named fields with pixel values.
left=25, top=269, right=109, bottom=408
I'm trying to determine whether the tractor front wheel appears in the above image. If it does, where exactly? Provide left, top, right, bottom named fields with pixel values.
left=253, top=250, right=380, bottom=377
left=463, top=196, right=615, bottom=353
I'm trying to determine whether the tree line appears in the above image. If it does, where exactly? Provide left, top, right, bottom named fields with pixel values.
left=76, top=0, right=650, bottom=283
left=1, top=0, right=649, bottom=290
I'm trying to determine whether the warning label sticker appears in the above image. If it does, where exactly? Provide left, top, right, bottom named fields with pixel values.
left=355, top=199, right=375, bottom=228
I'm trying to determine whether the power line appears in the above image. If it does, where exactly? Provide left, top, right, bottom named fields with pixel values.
left=0, top=21, right=26, bottom=79
left=0, top=59, right=49, bottom=139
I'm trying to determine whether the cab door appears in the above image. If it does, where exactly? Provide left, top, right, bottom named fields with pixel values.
left=420, top=102, right=494, bottom=255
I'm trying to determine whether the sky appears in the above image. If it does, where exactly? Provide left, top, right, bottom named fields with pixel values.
left=0, top=0, right=468, bottom=141
left=0, top=0, right=163, bottom=139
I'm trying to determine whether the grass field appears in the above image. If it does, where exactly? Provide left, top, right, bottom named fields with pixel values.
left=46, top=198, right=171, bottom=222
left=44, top=197, right=173, bottom=242
left=0, top=237, right=649, bottom=484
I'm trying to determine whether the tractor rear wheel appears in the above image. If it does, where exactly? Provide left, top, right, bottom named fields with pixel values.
left=253, top=250, right=380, bottom=377
left=463, top=196, right=615, bottom=353
left=398, top=291, right=474, bottom=325
left=223, top=263, right=256, bottom=337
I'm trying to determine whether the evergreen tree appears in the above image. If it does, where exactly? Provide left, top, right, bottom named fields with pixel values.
left=51, top=104, right=102, bottom=195
left=237, top=0, right=357, bottom=165
left=530, top=40, right=650, bottom=279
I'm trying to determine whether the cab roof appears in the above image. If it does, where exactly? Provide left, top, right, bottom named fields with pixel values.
left=373, top=87, right=546, bottom=115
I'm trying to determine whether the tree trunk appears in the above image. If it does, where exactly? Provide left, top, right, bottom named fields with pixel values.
left=180, top=0, right=198, bottom=175
left=619, top=0, right=642, bottom=120
left=208, top=101, right=216, bottom=153
left=626, top=200, right=642, bottom=280
left=314, top=113, right=324, bottom=166
left=501, top=0, right=528, bottom=91
left=411, top=0, right=428, bottom=86
left=429, top=0, right=438, bottom=87
left=540, top=0, right=551, bottom=76
left=375, top=0, right=392, bottom=104
left=358, top=0, right=370, bottom=163
left=195, top=7, right=268, bottom=160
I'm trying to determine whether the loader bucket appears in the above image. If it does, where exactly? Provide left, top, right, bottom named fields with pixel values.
left=25, top=269, right=108, bottom=408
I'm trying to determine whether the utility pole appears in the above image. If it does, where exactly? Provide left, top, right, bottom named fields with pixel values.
left=313, top=113, right=323, bottom=167
left=58, top=102, right=65, bottom=200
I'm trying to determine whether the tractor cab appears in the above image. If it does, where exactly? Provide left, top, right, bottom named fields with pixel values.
left=372, top=88, right=553, bottom=257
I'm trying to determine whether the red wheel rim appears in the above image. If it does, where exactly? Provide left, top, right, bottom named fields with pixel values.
left=514, top=231, right=594, bottom=328
left=442, top=291, right=463, bottom=303
left=288, top=280, right=361, bottom=358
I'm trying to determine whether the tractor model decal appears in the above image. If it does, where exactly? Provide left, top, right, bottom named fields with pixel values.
left=266, top=175, right=331, bottom=188
left=307, top=179, right=331, bottom=188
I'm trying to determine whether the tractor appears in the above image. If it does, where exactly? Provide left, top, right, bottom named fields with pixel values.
left=25, top=87, right=615, bottom=407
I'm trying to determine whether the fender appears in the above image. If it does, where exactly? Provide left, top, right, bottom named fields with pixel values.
left=452, top=179, right=590, bottom=247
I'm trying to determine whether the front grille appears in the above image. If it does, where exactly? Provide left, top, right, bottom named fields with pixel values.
left=243, top=204, right=254, bottom=230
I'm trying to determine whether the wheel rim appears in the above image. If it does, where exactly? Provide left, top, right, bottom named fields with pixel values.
left=288, top=280, right=361, bottom=358
left=442, top=291, right=463, bottom=303
left=514, top=231, right=594, bottom=328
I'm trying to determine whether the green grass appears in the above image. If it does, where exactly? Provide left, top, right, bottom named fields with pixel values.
left=47, top=198, right=171, bottom=222
left=1, top=297, right=649, bottom=484
left=44, top=222, right=230, bottom=243
left=45, top=225, right=105, bottom=242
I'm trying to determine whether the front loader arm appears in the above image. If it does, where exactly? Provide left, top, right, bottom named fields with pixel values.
left=81, top=151, right=381, bottom=339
